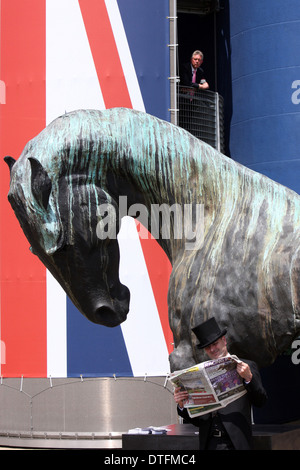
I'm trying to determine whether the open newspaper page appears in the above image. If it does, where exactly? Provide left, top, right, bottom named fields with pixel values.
left=169, top=355, right=247, bottom=417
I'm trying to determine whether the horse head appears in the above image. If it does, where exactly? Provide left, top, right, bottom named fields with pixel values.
left=4, top=113, right=130, bottom=327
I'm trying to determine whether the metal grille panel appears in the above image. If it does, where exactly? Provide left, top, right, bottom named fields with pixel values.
left=178, top=86, right=224, bottom=152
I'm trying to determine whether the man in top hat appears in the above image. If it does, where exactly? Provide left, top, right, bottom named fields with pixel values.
left=174, top=317, right=267, bottom=450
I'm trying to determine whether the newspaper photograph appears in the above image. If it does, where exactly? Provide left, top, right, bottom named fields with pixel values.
left=169, top=355, right=247, bottom=417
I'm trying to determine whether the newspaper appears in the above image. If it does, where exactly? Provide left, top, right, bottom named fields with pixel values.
left=168, top=355, right=247, bottom=417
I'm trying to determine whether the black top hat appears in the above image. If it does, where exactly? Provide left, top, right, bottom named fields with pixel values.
left=192, top=317, right=227, bottom=349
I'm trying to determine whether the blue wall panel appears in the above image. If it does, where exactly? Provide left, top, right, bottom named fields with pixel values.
left=228, top=0, right=300, bottom=424
left=118, top=0, right=170, bottom=121
left=67, top=299, right=133, bottom=377
left=229, top=0, right=300, bottom=194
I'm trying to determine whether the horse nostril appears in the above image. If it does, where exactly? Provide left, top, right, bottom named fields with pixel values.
left=94, top=305, right=118, bottom=327
left=93, top=300, right=128, bottom=327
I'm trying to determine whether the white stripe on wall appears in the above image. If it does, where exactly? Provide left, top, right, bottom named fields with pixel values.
left=46, top=0, right=105, bottom=126
left=105, top=0, right=145, bottom=112
left=119, top=217, right=170, bottom=376
left=46, top=271, right=67, bottom=377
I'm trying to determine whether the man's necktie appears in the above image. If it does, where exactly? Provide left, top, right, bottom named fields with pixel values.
left=192, top=68, right=197, bottom=83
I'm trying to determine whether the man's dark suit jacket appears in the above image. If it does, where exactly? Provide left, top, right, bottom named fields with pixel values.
left=177, top=359, right=267, bottom=450
left=180, top=62, right=206, bottom=89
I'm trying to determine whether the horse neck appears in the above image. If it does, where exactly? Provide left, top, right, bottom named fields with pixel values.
left=108, top=132, right=213, bottom=262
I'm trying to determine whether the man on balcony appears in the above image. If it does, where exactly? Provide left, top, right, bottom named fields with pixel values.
left=180, top=50, right=209, bottom=90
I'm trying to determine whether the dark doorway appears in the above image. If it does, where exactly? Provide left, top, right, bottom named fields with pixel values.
left=178, top=12, right=217, bottom=92
left=177, top=2, right=232, bottom=156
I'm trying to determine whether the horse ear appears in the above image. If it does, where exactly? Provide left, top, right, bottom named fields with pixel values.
left=4, top=156, right=16, bottom=175
left=28, top=157, right=52, bottom=210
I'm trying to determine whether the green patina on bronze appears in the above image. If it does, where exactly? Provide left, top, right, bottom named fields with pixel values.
left=5, top=108, right=300, bottom=370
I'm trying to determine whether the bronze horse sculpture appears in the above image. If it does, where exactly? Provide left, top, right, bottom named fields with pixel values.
left=4, top=108, right=300, bottom=370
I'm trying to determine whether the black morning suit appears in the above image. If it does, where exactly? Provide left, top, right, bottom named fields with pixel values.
left=179, top=62, right=206, bottom=88
left=177, top=359, right=267, bottom=450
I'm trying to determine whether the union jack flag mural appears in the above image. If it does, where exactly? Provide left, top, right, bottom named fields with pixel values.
left=0, top=0, right=173, bottom=378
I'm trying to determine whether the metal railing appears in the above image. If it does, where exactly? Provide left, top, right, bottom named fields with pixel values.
left=177, top=86, right=224, bottom=153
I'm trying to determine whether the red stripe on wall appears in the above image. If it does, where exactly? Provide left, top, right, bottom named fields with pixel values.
left=0, top=0, right=47, bottom=376
left=79, top=0, right=132, bottom=109
left=137, top=224, right=173, bottom=355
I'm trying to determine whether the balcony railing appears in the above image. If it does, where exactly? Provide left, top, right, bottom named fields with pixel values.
left=177, top=86, right=224, bottom=153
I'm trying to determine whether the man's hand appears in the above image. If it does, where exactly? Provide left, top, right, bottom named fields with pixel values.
left=173, top=387, right=189, bottom=408
left=236, top=361, right=253, bottom=383
left=199, top=80, right=209, bottom=90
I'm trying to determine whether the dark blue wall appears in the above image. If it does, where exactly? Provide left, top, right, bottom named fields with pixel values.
left=227, top=0, right=300, bottom=424
left=229, top=0, right=300, bottom=195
